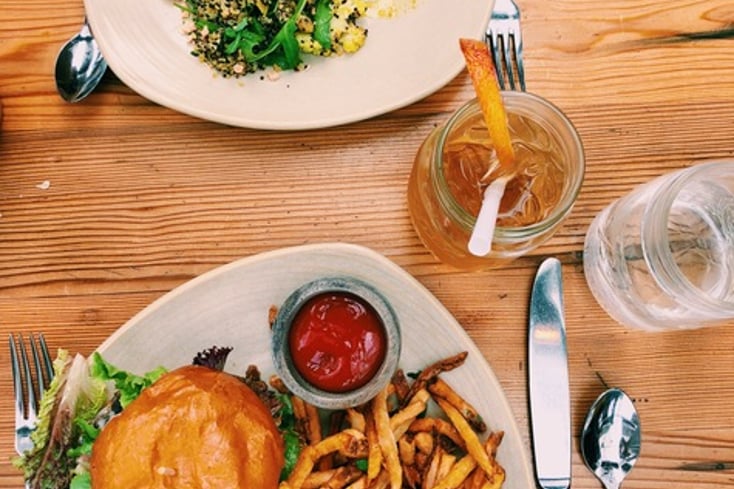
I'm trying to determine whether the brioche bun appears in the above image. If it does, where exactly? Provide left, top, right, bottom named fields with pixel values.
left=90, top=365, right=284, bottom=489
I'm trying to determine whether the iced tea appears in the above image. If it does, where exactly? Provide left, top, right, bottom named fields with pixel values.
left=408, top=91, right=584, bottom=270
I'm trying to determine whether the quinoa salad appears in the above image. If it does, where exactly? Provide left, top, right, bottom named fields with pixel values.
left=176, top=0, right=370, bottom=78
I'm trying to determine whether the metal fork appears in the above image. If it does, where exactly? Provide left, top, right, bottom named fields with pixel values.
left=486, top=0, right=526, bottom=91
left=10, top=334, right=54, bottom=459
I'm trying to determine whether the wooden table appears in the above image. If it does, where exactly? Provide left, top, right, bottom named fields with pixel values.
left=2, top=0, right=734, bottom=487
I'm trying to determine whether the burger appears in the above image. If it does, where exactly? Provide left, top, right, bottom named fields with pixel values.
left=15, top=347, right=295, bottom=489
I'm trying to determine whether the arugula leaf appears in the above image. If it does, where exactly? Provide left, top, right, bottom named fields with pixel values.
left=275, top=393, right=304, bottom=480
left=246, top=0, right=308, bottom=65
left=274, top=19, right=301, bottom=69
left=314, top=0, right=333, bottom=50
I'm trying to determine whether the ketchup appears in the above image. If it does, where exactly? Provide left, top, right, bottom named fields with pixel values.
left=288, top=292, right=387, bottom=393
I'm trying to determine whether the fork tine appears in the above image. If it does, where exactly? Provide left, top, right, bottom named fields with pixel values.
left=512, top=31, right=526, bottom=91
left=29, top=335, right=45, bottom=395
left=9, top=335, right=25, bottom=422
left=503, top=33, right=517, bottom=91
left=38, top=334, right=55, bottom=384
left=30, top=334, right=54, bottom=394
left=18, top=335, right=39, bottom=420
left=488, top=32, right=507, bottom=90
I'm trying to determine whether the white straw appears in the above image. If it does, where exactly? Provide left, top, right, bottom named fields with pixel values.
left=468, top=176, right=510, bottom=257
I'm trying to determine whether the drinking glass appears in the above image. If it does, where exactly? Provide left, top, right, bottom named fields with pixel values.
left=407, top=91, right=585, bottom=270
left=584, top=160, right=734, bottom=331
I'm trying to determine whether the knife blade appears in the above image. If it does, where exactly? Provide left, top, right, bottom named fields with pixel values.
left=528, top=257, right=571, bottom=489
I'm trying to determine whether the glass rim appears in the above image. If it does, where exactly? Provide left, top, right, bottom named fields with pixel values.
left=432, top=91, right=585, bottom=243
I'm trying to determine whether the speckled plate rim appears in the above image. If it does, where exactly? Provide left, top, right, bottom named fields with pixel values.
left=83, top=0, right=493, bottom=130
left=96, top=242, right=534, bottom=488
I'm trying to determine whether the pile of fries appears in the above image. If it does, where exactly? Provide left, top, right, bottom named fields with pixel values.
left=275, top=351, right=506, bottom=489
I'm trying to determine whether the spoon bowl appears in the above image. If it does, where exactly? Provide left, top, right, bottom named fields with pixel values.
left=580, top=388, right=641, bottom=489
left=55, top=18, right=107, bottom=103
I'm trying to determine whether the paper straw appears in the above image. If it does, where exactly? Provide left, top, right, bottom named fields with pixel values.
left=468, top=176, right=510, bottom=257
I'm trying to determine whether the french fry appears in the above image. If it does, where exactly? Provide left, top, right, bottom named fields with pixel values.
left=269, top=304, right=279, bottom=327
left=326, top=465, right=364, bottom=489
left=428, top=379, right=486, bottom=433
left=391, top=369, right=411, bottom=403
left=415, top=451, right=430, bottom=472
left=305, top=401, right=323, bottom=445
left=390, top=389, right=430, bottom=434
left=435, top=398, right=494, bottom=479
left=347, top=408, right=366, bottom=433
left=269, top=374, right=289, bottom=393
left=365, top=405, right=383, bottom=482
left=422, top=447, right=443, bottom=489
left=369, top=469, right=392, bottom=489
left=484, top=431, right=504, bottom=459
left=470, top=463, right=505, bottom=489
left=291, top=396, right=308, bottom=435
left=469, top=466, right=485, bottom=489
left=458, top=38, right=515, bottom=172
left=431, top=454, right=477, bottom=489
left=476, top=467, right=505, bottom=489
left=402, top=352, right=468, bottom=406
left=373, top=385, right=402, bottom=489
left=437, top=452, right=457, bottom=484
left=286, top=429, right=368, bottom=489
left=398, top=434, right=416, bottom=465
left=414, top=431, right=435, bottom=456
left=408, top=418, right=465, bottom=449
left=303, top=466, right=362, bottom=489
left=402, top=462, right=422, bottom=489
left=468, top=432, right=506, bottom=489
left=302, top=468, right=338, bottom=488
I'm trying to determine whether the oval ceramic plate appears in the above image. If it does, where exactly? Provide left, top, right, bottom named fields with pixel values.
left=97, top=243, right=533, bottom=488
left=83, top=0, right=492, bottom=130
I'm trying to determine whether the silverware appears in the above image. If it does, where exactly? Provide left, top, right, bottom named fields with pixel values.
left=54, top=17, right=107, bottom=103
left=486, top=0, right=526, bottom=91
left=581, top=388, right=641, bottom=489
left=528, top=257, right=571, bottom=489
left=10, top=334, right=54, bottom=466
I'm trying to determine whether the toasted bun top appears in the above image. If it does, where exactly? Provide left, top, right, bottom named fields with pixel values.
left=90, top=365, right=284, bottom=489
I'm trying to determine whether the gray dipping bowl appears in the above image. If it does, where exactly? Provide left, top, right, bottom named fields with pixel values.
left=271, top=276, right=401, bottom=410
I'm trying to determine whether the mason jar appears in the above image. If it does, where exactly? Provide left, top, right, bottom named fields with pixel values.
left=584, top=160, right=734, bottom=331
left=407, top=91, right=585, bottom=271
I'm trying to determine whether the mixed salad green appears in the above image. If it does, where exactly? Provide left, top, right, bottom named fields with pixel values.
left=175, top=0, right=369, bottom=77
left=14, top=347, right=303, bottom=489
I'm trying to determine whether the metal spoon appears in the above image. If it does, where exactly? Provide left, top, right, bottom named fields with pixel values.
left=581, top=388, right=641, bottom=489
left=54, top=17, right=107, bottom=103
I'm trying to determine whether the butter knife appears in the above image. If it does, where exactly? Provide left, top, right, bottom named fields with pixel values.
left=528, top=257, right=571, bottom=489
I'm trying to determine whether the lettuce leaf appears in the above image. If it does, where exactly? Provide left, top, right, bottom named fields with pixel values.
left=275, top=393, right=303, bottom=480
left=89, top=352, right=166, bottom=408
left=69, top=472, right=90, bottom=489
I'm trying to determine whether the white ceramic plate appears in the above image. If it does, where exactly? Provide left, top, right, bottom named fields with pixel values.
left=83, top=0, right=493, bottom=130
left=97, top=243, right=533, bottom=488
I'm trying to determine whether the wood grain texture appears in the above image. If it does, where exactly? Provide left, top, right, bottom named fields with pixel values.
left=2, top=0, right=734, bottom=487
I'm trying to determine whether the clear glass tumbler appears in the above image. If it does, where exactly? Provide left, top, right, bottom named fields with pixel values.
left=407, top=91, right=585, bottom=271
left=584, top=161, right=734, bottom=331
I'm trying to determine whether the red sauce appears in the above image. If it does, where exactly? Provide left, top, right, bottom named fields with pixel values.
left=288, top=292, right=387, bottom=393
